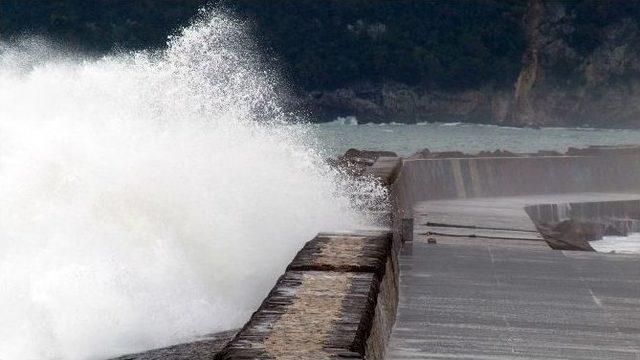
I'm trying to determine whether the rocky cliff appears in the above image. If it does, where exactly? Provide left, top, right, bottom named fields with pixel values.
left=303, top=0, right=640, bottom=128
left=6, top=0, right=638, bottom=128
left=508, top=0, right=640, bottom=128
left=299, top=83, right=512, bottom=125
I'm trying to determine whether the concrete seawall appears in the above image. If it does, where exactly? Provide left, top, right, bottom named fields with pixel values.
left=392, top=154, right=640, bottom=218
left=115, top=230, right=398, bottom=360
left=216, top=147, right=640, bottom=359
left=526, top=199, right=640, bottom=227
left=525, top=199, right=640, bottom=249
left=386, top=148, right=640, bottom=359
left=216, top=230, right=397, bottom=359
left=118, top=146, right=640, bottom=359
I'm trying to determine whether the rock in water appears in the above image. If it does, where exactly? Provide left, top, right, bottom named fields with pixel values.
left=535, top=219, right=606, bottom=251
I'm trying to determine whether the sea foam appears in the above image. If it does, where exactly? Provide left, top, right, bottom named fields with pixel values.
left=0, top=10, right=385, bottom=359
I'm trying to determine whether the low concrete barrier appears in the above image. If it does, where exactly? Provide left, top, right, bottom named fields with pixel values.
left=121, top=147, right=640, bottom=359
left=215, top=230, right=397, bottom=359
left=525, top=199, right=640, bottom=225
left=392, top=154, right=640, bottom=218
left=525, top=199, right=640, bottom=243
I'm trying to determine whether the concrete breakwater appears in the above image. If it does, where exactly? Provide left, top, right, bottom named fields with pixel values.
left=119, top=145, right=640, bottom=359
left=216, top=231, right=398, bottom=359
left=526, top=199, right=640, bottom=234
left=120, top=230, right=398, bottom=359
left=392, top=149, right=640, bottom=219
left=385, top=145, right=640, bottom=359
left=526, top=199, right=640, bottom=251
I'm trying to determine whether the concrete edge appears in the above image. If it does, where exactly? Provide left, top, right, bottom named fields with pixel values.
left=215, top=230, right=398, bottom=359
left=525, top=198, right=640, bottom=251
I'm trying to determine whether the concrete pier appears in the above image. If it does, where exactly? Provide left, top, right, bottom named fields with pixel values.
left=216, top=231, right=397, bottom=359
left=388, top=242, right=640, bottom=359
left=392, top=154, right=640, bottom=218
left=116, top=147, right=640, bottom=359
left=386, top=149, right=640, bottom=359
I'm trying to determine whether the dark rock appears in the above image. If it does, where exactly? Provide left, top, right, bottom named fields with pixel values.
left=535, top=219, right=602, bottom=251
left=299, top=1, right=640, bottom=129
left=343, top=148, right=398, bottom=161
left=534, top=150, right=562, bottom=156
left=325, top=157, right=340, bottom=167
left=408, top=148, right=432, bottom=159
left=477, top=149, right=518, bottom=157
left=432, top=151, right=468, bottom=158
left=331, top=149, right=398, bottom=178
left=507, top=0, right=640, bottom=128
left=565, top=147, right=602, bottom=156
left=564, top=145, right=640, bottom=157
left=289, top=1, right=640, bottom=129
left=299, top=83, right=513, bottom=125
left=364, top=156, right=402, bottom=186
left=302, top=87, right=385, bottom=123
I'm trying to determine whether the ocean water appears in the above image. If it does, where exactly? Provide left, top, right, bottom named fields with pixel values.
left=0, top=11, right=385, bottom=360
left=314, top=120, right=640, bottom=156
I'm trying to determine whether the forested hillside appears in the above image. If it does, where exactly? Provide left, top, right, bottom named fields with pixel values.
left=1, top=1, right=525, bottom=91
left=3, top=1, right=640, bottom=127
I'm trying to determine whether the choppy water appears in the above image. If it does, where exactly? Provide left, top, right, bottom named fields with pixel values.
left=314, top=120, right=640, bottom=156
left=0, top=11, right=384, bottom=360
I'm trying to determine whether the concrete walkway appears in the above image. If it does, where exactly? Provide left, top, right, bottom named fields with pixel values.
left=387, top=242, right=640, bottom=359
left=388, top=192, right=640, bottom=359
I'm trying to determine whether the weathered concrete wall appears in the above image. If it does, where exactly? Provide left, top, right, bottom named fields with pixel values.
left=525, top=199, right=640, bottom=241
left=525, top=199, right=640, bottom=225
left=392, top=154, right=640, bottom=218
left=215, top=230, right=397, bottom=359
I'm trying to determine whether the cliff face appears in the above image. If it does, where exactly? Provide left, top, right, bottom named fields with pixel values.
left=304, top=0, right=640, bottom=128
left=300, top=83, right=511, bottom=124
left=510, top=0, right=547, bottom=127
left=508, top=0, right=640, bottom=128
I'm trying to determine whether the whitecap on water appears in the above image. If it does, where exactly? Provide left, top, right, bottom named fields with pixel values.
left=331, top=116, right=358, bottom=125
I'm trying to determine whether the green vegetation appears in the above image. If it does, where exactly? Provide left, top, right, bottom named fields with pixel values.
left=568, top=0, right=640, bottom=56
left=1, top=1, right=528, bottom=92
left=1, top=0, right=204, bottom=51
left=233, top=1, right=527, bottom=91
